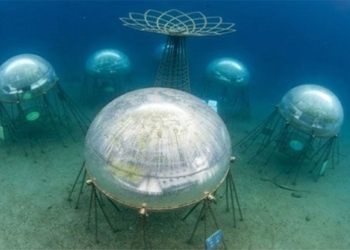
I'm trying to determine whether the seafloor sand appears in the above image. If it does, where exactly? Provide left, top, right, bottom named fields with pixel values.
left=0, top=87, right=349, bottom=249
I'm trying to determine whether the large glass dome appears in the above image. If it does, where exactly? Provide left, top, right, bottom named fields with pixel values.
left=206, top=58, right=250, bottom=87
left=278, top=84, right=343, bottom=137
left=85, top=87, right=232, bottom=211
left=85, top=49, right=131, bottom=78
left=0, top=54, right=57, bottom=103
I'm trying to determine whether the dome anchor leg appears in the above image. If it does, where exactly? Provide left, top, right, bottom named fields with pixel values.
left=223, top=160, right=243, bottom=227
left=131, top=204, right=152, bottom=249
left=67, top=161, right=87, bottom=209
left=86, top=179, right=119, bottom=243
left=186, top=192, right=227, bottom=249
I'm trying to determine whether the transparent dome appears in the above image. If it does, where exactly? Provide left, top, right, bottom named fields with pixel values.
left=85, top=49, right=131, bottom=78
left=85, top=87, right=232, bottom=211
left=206, top=58, right=250, bottom=87
left=0, top=54, right=57, bottom=103
left=278, top=84, right=343, bottom=137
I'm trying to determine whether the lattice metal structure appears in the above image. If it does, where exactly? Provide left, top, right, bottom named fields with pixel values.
left=120, top=9, right=235, bottom=93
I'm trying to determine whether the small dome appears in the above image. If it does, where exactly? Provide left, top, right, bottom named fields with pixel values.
left=278, top=84, right=343, bottom=137
left=0, top=54, right=57, bottom=103
left=85, top=87, right=231, bottom=211
left=206, top=58, right=250, bottom=87
left=85, top=49, right=131, bottom=78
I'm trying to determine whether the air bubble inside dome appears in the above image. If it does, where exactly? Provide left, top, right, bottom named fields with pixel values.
left=0, top=54, right=57, bottom=103
left=278, top=84, right=343, bottom=137
left=84, top=88, right=232, bottom=211
left=85, top=49, right=131, bottom=78
left=206, top=58, right=250, bottom=87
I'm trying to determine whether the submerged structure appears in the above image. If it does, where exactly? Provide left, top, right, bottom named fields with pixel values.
left=120, top=9, right=235, bottom=93
left=205, top=57, right=250, bottom=117
left=85, top=87, right=231, bottom=210
left=82, top=48, right=131, bottom=105
left=0, top=54, right=89, bottom=154
left=235, top=84, right=343, bottom=184
left=71, top=87, right=242, bottom=247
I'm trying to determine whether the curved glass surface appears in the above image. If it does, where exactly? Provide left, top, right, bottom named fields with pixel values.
left=85, top=49, right=131, bottom=78
left=85, top=87, right=231, bottom=211
left=0, top=54, right=57, bottom=103
left=206, top=57, right=250, bottom=87
left=278, top=84, right=343, bottom=137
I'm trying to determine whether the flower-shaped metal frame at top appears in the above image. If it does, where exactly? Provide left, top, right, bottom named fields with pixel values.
left=120, top=9, right=235, bottom=36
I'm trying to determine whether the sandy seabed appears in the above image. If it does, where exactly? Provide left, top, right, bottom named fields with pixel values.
left=0, top=93, right=349, bottom=250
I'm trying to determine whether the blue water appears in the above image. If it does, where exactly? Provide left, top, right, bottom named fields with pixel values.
left=1, top=0, right=349, bottom=114
left=1, top=2, right=350, bottom=249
